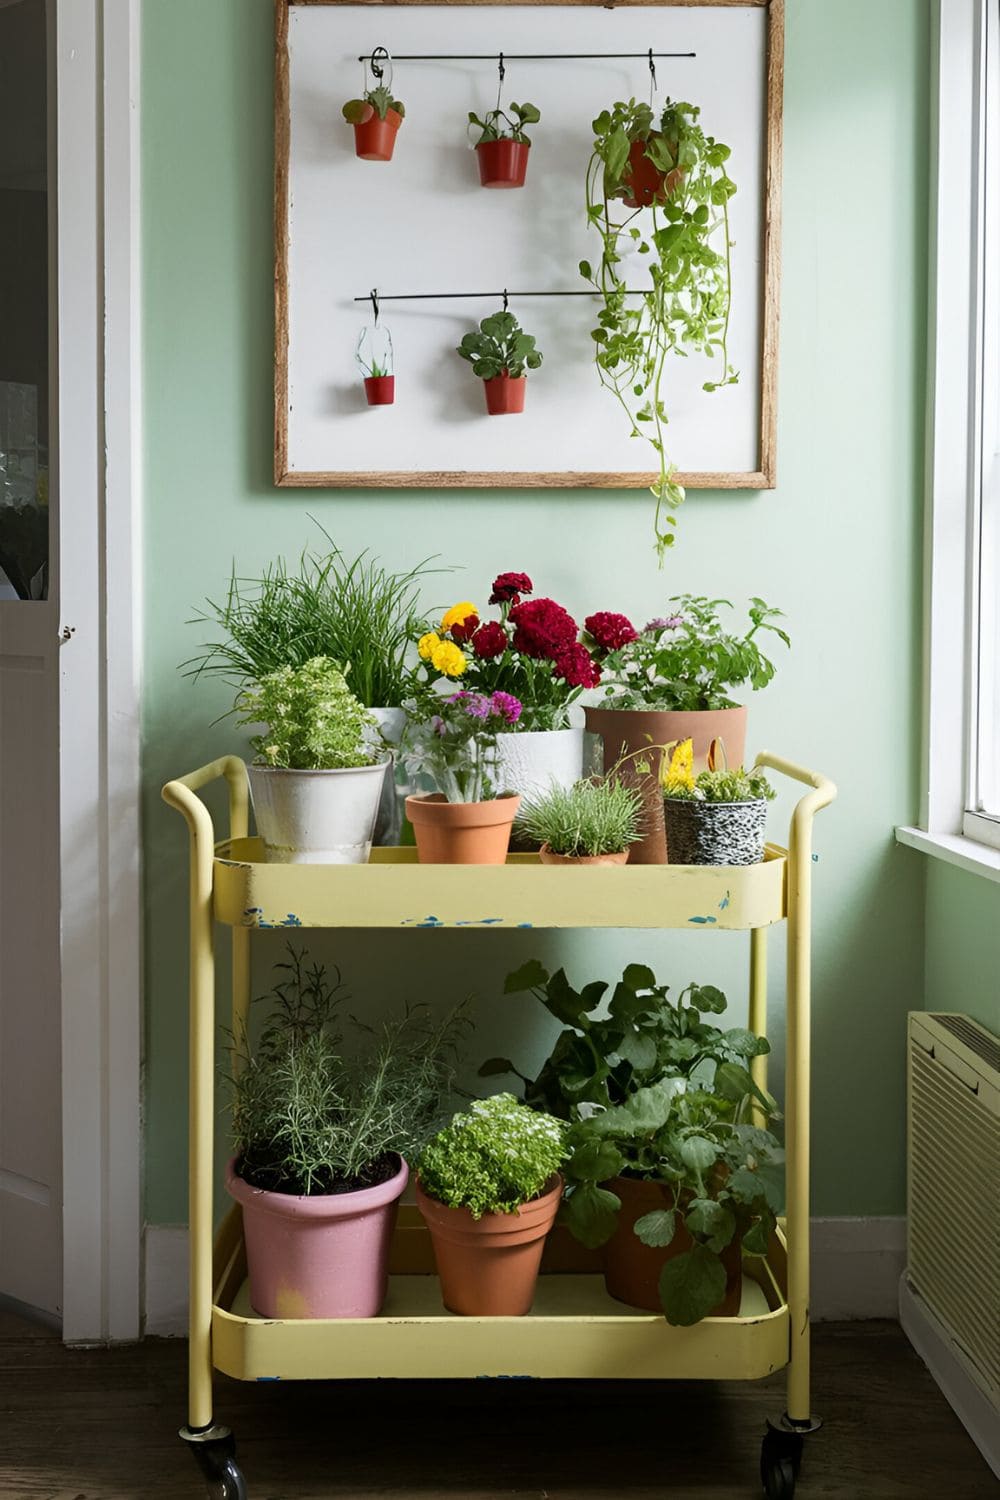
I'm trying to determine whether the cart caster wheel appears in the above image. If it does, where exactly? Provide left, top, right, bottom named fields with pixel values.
left=760, top=1426, right=803, bottom=1499
left=180, top=1424, right=248, bottom=1500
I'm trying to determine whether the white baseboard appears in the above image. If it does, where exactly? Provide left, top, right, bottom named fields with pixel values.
left=143, top=1216, right=906, bottom=1338
left=899, top=1274, right=1000, bottom=1481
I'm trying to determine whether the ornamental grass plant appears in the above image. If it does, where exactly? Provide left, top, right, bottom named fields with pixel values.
left=517, top=777, right=643, bottom=857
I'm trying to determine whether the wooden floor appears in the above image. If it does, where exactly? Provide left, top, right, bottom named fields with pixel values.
left=0, top=1314, right=996, bottom=1499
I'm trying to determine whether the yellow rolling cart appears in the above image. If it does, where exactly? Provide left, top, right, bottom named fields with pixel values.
left=163, top=751, right=835, bottom=1500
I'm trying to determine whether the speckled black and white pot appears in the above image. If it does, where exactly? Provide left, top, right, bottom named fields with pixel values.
left=663, top=797, right=768, bottom=867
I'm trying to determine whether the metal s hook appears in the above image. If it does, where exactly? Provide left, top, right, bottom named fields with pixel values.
left=370, top=288, right=380, bottom=323
left=502, top=288, right=509, bottom=313
left=648, top=46, right=657, bottom=104
left=495, top=51, right=506, bottom=113
left=498, top=50, right=506, bottom=85
left=370, top=44, right=389, bottom=80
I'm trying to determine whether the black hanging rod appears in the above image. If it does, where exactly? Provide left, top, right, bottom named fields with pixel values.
left=357, top=51, right=696, bottom=63
left=355, top=290, right=648, bottom=303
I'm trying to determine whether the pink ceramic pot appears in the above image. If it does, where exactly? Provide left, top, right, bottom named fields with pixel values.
left=226, top=1154, right=408, bottom=1319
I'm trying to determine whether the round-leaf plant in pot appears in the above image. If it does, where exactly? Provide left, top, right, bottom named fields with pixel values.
left=456, top=311, right=542, bottom=414
left=342, top=85, right=405, bottom=161
left=236, top=656, right=387, bottom=864
left=415, top=1093, right=567, bottom=1316
left=468, top=100, right=540, bottom=188
left=486, top=960, right=782, bottom=1326
left=583, top=597, right=789, bottom=865
left=517, top=776, right=643, bottom=866
left=224, top=947, right=469, bottom=1320
left=663, top=753, right=776, bottom=867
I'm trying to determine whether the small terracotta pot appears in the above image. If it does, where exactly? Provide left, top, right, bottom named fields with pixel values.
left=483, top=373, right=527, bottom=415
left=538, top=844, right=629, bottom=867
left=364, top=375, right=395, bottom=406
left=618, top=134, right=686, bottom=209
left=225, top=1154, right=408, bottom=1319
left=405, top=792, right=520, bottom=864
left=353, top=107, right=402, bottom=162
left=476, top=138, right=530, bottom=188
left=603, top=1175, right=742, bottom=1316
left=416, top=1174, right=563, bottom=1315
left=584, top=705, right=748, bottom=865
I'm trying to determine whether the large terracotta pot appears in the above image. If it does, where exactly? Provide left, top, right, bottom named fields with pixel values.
left=583, top=705, right=748, bottom=865
left=603, top=1175, right=742, bottom=1317
left=539, top=844, right=629, bottom=867
left=405, top=792, right=520, bottom=864
left=415, top=1174, right=563, bottom=1315
left=225, top=1154, right=408, bottom=1319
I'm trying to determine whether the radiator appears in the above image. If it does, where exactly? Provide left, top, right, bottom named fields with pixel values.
left=903, top=1012, right=1000, bottom=1476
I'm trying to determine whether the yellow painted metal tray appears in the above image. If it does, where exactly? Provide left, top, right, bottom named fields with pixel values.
left=212, top=838, right=788, bottom=932
left=210, top=1207, right=791, bottom=1384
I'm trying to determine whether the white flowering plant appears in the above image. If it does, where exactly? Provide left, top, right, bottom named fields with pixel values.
left=418, top=1093, right=567, bottom=1218
left=236, top=655, right=381, bottom=771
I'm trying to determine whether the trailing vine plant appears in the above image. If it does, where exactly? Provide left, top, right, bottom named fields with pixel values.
left=581, top=99, right=738, bottom=560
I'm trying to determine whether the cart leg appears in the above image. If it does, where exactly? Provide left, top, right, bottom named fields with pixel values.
left=748, top=926, right=768, bottom=1123
left=180, top=1425, right=248, bottom=1500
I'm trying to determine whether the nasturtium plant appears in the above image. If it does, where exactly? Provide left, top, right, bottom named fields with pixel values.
left=342, top=85, right=405, bottom=124
left=482, top=960, right=783, bottom=1327
left=469, top=100, right=540, bottom=144
left=456, top=311, right=543, bottom=381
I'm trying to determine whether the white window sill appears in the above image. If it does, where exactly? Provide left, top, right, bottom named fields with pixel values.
left=895, top=825, right=1000, bottom=883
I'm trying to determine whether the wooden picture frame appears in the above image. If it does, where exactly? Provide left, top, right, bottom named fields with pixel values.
left=274, top=0, right=783, bottom=490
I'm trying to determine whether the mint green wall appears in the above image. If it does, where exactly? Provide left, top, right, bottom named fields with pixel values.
left=924, top=863, right=1000, bottom=1033
left=142, top=0, right=929, bottom=1225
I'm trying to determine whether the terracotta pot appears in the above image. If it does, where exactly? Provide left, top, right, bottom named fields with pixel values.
left=476, top=138, right=530, bottom=188
left=225, top=1154, right=408, bottom=1319
left=583, top=705, right=748, bottom=865
left=353, top=107, right=402, bottom=162
left=538, top=844, right=629, bottom=867
left=603, top=1175, right=742, bottom=1316
left=364, top=375, right=395, bottom=406
left=617, top=134, right=686, bottom=209
left=415, top=1174, right=563, bottom=1315
left=405, top=792, right=520, bottom=864
left=483, top=373, right=526, bottom=415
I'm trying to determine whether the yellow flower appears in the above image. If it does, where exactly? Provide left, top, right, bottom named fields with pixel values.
left=418, top=631, right=441, bottom=661
left=431, top=640, right=467, bottom=677
left=663, top=737, right=695, bottom=792
left=441, top=601, right=479, bottom=633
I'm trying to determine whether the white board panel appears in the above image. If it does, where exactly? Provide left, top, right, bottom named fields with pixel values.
left=283, top=3, right=772, bottom=483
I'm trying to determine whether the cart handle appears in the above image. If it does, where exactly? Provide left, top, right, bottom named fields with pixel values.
left=753, top=749, right=836, bottom=806
left=161, top=754, right=248, bottom=847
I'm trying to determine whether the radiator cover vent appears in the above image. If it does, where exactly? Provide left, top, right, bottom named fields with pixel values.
left=908, top=1012, right=1000, bottom=1404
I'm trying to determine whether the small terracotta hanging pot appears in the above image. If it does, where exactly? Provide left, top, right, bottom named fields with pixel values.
left=483, top=372, right=527, bottom=415
left=538, top=845, right=629, bottom=867
left=618, top=134, right=686, bottom=209
left=405, top=792, right=520, bottom=864
left=364, top=375, right=395, bottom=406
left=416, top=1173, right=563, bottom=1315
left=476, top=138, right=530, bottom=189
left=353, top=107, right=403, bottom=162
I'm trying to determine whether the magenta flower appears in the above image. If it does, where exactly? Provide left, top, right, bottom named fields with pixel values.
left=491, top=690, right=523, bottom=725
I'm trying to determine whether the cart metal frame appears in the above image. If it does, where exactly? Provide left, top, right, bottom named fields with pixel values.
left=162, top=751, right=835, bottom=1499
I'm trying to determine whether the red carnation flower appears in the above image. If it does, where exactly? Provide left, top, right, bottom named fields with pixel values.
left=450, top=612, right=480, bottom=645
left=585, top=611, right=638, bottom=653
left=553, top=642, right=602, bottom=689
left=509, top=597, right=578, bottom=659
left=489, top=571, right=533, bottom=606
left=471, top=620, right=507, bottom=659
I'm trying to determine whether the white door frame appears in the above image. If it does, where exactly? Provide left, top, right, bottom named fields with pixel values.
left=55, top=0, right=142, bottom=1344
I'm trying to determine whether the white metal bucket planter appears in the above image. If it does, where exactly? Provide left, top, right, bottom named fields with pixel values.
left=491, top=728, right=584, bottom=800
left=248, top=761, right=387, bottom=864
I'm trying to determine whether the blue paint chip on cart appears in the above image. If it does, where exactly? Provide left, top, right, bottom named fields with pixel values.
left=688, top=914, right=717, bottom=925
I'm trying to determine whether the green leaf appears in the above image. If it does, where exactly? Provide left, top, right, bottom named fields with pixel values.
left=589, top=1078, right=686, bottom=1137
left=617, top=1029, right=658, bottom=1072
left=504, top=959, right=548, bottom=994
left=579, top=259, right=593, bottom=281
left=634, top=1208, right=677, bottom=1248
left=659, top=1243, right=727, bottom=1326
left=478, top=1056, right=517, bottom=1077
left=579, top=980, right=609, bottom=1014
left=742, top=1214, right=772, bottom=1257
left=566, top=1136, right=624, bottom=1184
left=622, top=962, right=656, bottom=992
left=684, top=1198, right=735, bottom=1253
left=563, top=1181, right=621, bottom=1249
left=541, top=967, right=592, bottom=1028
left=713, top=1061, right=754, bottom=1103
left=688, top=984, right=727, bottom=1015
left=680, top=1135, right=718, bottom=1173
left=605, top=125, right=630, bottom=183
left=609, top=980, right=652, bottom=1025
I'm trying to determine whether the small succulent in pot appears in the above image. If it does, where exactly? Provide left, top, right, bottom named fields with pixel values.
left=342, top=84, right=405, bottom=161
left=517, top=776, right=643, bottom=865
left=663, top=746, right=776, bottom=867
left=456, top=311, right=543, bottom=415
left=468, top=100, right=541, bottom=188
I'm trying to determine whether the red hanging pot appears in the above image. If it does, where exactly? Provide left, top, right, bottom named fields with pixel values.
left=483, top=372, right=527, bottom=415
left=476, top=139, right=530, bottom=189
left=364, top=375, right=395, bottom=406
left=618, top=134, right=686, bottom=209
left=353, top=107, right=402, bottom=162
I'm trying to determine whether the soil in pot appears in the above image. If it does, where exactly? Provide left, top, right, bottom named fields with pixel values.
left=538, top=845, right=629, bottom=867
left=584, top=705, right=748, bottom=865
left=405, top=792, right=520, bottom=865
left=603, top=1175, right=742, bottom=1317
left=415, top=1173, right=563, bottom=1315
left=483, top=373, right=527, bottom=415
left=364, top=375, right=395, bottom=406
left=225, top=1152, right=408, bottom=1319
left=476, top=138, right=530, bottom=188
left=353, top=107, right=402, bottom=161
left=664, top=796, right=768, bottom=866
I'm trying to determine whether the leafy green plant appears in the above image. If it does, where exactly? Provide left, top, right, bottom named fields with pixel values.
left=482, top=960, right=782, bottom=1326
left=236, top=656, right=379, bottom=771
left=342, top=85, right=405, bottom=124
left=468, top=100, right=540, bottom=144
left=227, top=946, right=469, bottom=1196
left=517, top=777, right=643, bottom=857
left=581, top=99, right=737, bottom=558
left=665, top=767, right=776, bottom=804
left=456, top=311, right=543, bottom=381
left=418, top=1093, right=567, bottom=1218
left=592, top=595, right=790, bottom=711
left=184, top=530, right=441, bottom=709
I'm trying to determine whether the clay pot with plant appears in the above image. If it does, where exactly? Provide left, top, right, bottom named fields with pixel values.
left=415, top=1093, right=567, bottom=1315
left=517, top=776, right=643, bottom=867
left=456, top=311, right=542, bottom=414
left=468, top=100, right=541, bottom=188
left=342, top=84, right=406, bottom=161
left=484, top=960, right=782, bottom=1327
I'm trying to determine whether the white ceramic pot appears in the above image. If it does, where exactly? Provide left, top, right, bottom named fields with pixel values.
left=370, top=706, right=406, bottom=847
left=491, top=728, right=585, bottom=800
left=248, top=761, right=387, bottom=865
